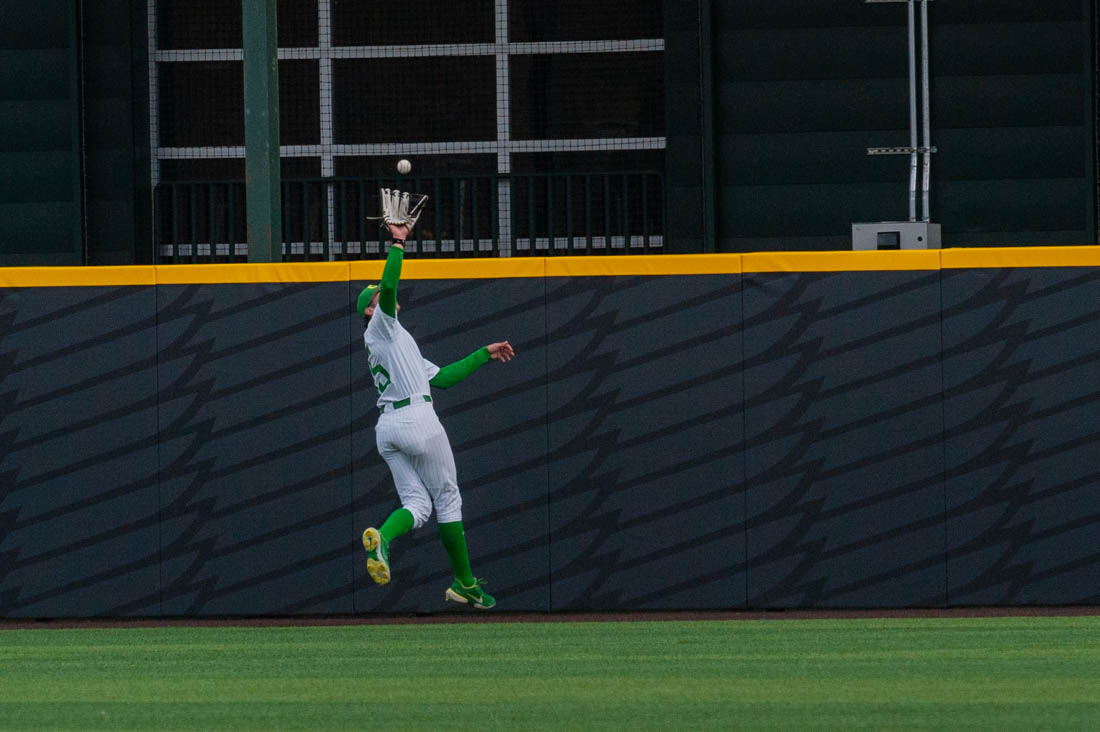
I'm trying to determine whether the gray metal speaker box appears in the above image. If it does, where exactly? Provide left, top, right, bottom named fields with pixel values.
left=852, top=222, right=941, bottom=250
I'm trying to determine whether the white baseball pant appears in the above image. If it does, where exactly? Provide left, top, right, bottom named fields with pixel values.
left=375, top=401, right=462, bottom=528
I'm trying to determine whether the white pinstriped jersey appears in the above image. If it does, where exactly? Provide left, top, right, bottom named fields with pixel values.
left=364, top=308, right=440, bottom=409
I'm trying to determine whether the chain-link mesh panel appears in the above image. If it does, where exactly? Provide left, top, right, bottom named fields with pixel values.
left=150, top=0, right=666, bottom=261
left=332, top=0, right=494, bottom=45
left=509, top=52, right=665, bottom=140
left=509, top=0, right=662, bottom=42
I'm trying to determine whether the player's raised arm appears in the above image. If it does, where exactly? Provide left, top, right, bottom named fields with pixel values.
left=428, top=341, right=515, bottom=389
left=374, top=188, right=428, bottom=318
left=377, top=223, right=407, bottom=318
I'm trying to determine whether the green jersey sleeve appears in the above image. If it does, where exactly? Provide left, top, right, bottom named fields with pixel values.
left=378, top=243, right=403, bottom=317
left=428, top=347, right=491, bottom=389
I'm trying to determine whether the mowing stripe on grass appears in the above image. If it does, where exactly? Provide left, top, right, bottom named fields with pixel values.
left=0, top=617, right=1097, bottom=730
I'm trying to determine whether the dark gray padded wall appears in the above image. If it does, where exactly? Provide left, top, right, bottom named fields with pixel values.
left=0, top=286, right=160, bottom=616
left=743, top=270, right=946, bottom=607
left=156, top=282, right=354, bottom=615
left=6, top=262, right=1100, bottom=618
left=545, top=275, right=745, bottom=610
left=352, top=278, right=550, bottom=613
left=943, top=266, right=1100, bottom=605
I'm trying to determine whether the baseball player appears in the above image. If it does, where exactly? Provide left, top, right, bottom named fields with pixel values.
left=358, top=194, right=514, bottom=610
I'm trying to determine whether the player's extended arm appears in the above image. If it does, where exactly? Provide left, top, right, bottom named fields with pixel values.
left=429, top=348, right=490, bottom=389
left=378, top=225, right=408, bottom=317
left=429, top=341, right=515, bottom=389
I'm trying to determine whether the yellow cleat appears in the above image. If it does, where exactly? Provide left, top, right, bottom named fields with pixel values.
left=362, top=527, right=391, bottom=585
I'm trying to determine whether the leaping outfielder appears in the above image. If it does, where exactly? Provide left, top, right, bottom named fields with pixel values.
left=358, top=189, right=514, bottom=610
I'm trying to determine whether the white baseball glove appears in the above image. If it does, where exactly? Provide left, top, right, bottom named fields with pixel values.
left=378, top=188, right=427, bottom=231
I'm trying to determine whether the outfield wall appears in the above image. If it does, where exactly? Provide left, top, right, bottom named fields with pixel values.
left=1, top=249, right=1099, bottom=617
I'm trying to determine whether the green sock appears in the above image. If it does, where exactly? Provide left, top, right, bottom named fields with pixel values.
left=438, top=521, right=475, bottom=586
left=379, top=508, right=414, bottom=544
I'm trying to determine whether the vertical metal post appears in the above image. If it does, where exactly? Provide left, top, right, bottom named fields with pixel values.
left=339, top=180, right=347, bottom=252
left=920, top=0, right=932, bottom=222
left=546, top=176, right=554, bottom=251
left=433, top=177, right=442, bottom=253
left=148, top=0, right=160, bottom=261
left=528, top=177, right=536, bottom=254
left=621, top=174, right=630, bottom=250
left=302, top=181, right=310, bottom=256
left=907, top=1, right=918, bottom=222
left=189, top=182, right=198, bottom=262
left=699, top=0, right=717, bottom=252
left=453, top=180, right=462, bottom=255
left=242, top=0, right=282, bottom=262
left=864, top=0, right=935, bottom=227
left=208, top=183, right=216, bottom=256
left=470, top=178, right=479, bottom=252
left=1091, top=0, right=1099, bottom=246
left=457, top=179, right=467, bottom=253
left=357, top=181, right=366, bottom=253
left=584, top=174, right=592, bottom=247
left=495, top=0, right=512, bottom=255
left=227, top=183, right=236, bottom=260
left=171, top=184, right=180, bottom=260
left=70, top=0, right=87, bottom=264
left=318, top=0, right=335, bottom=258
left=607, top=176, right=616, bottom=253
left=565, top=175, right=574, bottom=252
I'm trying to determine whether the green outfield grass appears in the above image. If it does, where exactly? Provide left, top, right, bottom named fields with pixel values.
left=1, top=616, right=1098, bottom=730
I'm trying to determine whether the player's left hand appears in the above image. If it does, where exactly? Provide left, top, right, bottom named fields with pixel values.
left=387, top=222, right=410, bottom=241
left=487, top=341, right=514, bottom=363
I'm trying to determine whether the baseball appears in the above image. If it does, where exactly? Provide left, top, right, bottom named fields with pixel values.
left=397, top=159, right=411, bottom=175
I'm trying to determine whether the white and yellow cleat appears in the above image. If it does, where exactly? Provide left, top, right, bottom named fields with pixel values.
left=362, top=527, right=391, bottom=585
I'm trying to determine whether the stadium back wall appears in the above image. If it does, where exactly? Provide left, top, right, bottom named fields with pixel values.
left=1, top=250, right=1098, bottom=617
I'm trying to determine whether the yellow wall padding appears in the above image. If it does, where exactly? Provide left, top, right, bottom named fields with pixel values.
left=3, top=246, right=1100, bottom=287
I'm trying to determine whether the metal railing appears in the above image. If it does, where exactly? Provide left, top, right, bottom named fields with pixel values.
left=154, top=171, right=665, bottom=262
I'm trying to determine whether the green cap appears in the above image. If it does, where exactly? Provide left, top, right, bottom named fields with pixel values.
left=357, top=284, right=380, bottom=316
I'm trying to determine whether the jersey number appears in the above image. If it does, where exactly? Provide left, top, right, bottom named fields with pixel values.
left=366, top=346, right=392, bottom=395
